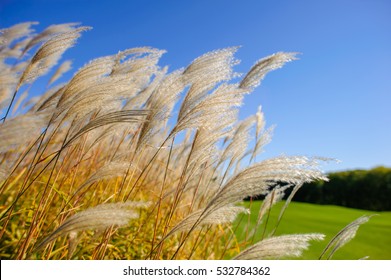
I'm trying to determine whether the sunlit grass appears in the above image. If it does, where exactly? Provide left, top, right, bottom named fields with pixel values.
left=235, top=201, right=391, bottom=259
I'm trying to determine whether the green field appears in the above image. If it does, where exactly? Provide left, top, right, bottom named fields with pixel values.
left=235, top=201, right=391, bottom=259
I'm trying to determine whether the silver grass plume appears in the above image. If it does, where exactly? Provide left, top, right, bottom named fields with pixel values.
left=123, top=66, right=168, bottom=109
left=250, top=106, right=274, bottom=161
left=247, top=185, right=291, bottom=242
left=83, top=122, right=133, bottom=151
left=255, top=106, right=265, bottom=137
left=64, top=73, right=143, bottom=120
left=0, top=22, right=38, bottom=46
left=22, top=23, right=80, bottom=55
left=34, top=201, right=150, bottom=251
left=240, top=52, right=298, bottom=90
left=233, top=234, right=324, bottom=260
left=187, top=117, right=236, bottom=170
left=0, top=36, right=29, bottom=59
left=164, top=205, right=248, bottom=239
left=75, top=161, right=139, bottom=195
left=271, top=182, right=305, bottom=236
left=17, top=26, right=91, bottom=90
left=11, top=61, right=30, bottom=73
left=179, top=47, right=239, bottom=121
left=55, top=56, right=116, bottom=116
left=319, top=215, right=374, bottom=260
left=257, top=185, right=290, bottom=222
left=173, top=83, right=245, bottom=133
left=11, top=89, right=28, bottom=115
left=0, top=67, right=19, bottom=110
left=112, top=47, right=164, bottom=75
left=111, top=48, right=162, bottom=97
left=0, top=34, right=34, bottom=59
left=208, top=156, right=327, bottom=211
left=0, top=112, right=50, bottom=153
left=65, top=110, right=147, bottom=148
left=136, top=69, right=185, bottom=151
left=272, top=160, right=346, bottom=234
left=0, top=167, right=8, bottom=182
left=53, top=50, right=151, bottom=122
left=48, top=60, right=72, bottom=86
left=0, top=30, right=5, bottom=46
left=35, top=84, right=65, bottom=112
left=218, top=114, right=255, bottom=174
left=171, top=129, right=193, bottom=167
left=0, top=47, right=24, bottom=59
left=250, top=126, right=274, bottom=162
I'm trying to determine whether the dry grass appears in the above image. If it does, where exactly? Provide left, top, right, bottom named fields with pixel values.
left=0, top=22, right=364, bottom=260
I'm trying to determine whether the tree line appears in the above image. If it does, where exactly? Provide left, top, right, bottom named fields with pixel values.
left=288, top=166, right=391, bottom=211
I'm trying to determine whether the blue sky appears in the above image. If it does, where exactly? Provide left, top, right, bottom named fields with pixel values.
left=1, top=0, right=390, bottom=172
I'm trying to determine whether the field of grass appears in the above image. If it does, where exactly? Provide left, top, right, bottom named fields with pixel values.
left=2, top=22, right=385, bottom=260
left=2, top=22, right=321, bottom=260
left=235, top=201, right=391, bottom=259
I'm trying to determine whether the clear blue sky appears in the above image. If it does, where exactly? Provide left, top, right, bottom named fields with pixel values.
left=1, top=0, right=390, bottom=172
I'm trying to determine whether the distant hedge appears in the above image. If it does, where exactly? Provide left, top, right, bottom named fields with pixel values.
left=289, top=166, right=391, bottom=211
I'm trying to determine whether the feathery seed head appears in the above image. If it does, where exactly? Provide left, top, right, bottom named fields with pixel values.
left=0, top=22, right=38, bottom=44
left=18, top=26, right=91, bottom=89
left=234, top=234, right=325, bottom=259
left=240, top=52, right=298, bottom=90
left=35, top=201, right=150, bottom=252
left=320, top=215, right=374, bottom=259
left=48, top=60, right=72, bottom=86
left=209, top=156, right=327, bottom=210
left=165, top=205, right=248, bottom=239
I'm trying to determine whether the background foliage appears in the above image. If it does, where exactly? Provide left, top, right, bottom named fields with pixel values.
left=289, top=167, right=391, bottom=211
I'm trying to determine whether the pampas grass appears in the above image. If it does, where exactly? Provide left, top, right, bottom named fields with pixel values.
left=34, top=201, right=148, bottom=252
left=319, top=215, right=374, bottom=260
left=233, top=234, right=325, bottom=260
left=0, top=22, right=358, bottom=260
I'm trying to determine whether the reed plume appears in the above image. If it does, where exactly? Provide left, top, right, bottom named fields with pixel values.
left=234, top=234, right=325, bottom=260
left=319, top=215, right=374, bottom=260
left=35, top=201, right=150, bottom=251
left=17, top=26, right=91, bottom=90
left=48, top=60, right=72, bottom=86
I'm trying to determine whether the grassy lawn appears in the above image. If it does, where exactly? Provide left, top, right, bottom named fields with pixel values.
left=234, top=201, right=391, bottom=260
